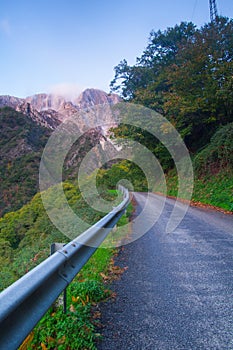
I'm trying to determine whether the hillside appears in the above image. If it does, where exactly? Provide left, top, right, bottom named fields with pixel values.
left=0, top=89, right=121, bottom=216
left=0, top=107, right=52, bottom=216
left=0, top=180, right=110, bottom=291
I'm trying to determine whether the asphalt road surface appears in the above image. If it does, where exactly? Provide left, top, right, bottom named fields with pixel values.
left=98, top=193, right=233, bottom=350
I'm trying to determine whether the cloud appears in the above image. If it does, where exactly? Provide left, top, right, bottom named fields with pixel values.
left=0, top=19, right=11, bottom=36
left=48, top=82, right=84, bottom=101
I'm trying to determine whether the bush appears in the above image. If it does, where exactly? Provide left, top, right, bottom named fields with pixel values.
left=195, top=123, right=233, bottom=175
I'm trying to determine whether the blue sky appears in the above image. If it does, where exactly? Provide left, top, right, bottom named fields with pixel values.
left=0, top=0, right=232, bottom=98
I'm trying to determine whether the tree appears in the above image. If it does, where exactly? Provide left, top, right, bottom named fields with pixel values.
left=110, top=17, right=233, bottom=152
left=111, top=22, right=197, bottom=102
left=163, top=17, right=233, bottom=149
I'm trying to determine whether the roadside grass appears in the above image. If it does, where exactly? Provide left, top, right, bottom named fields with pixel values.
left=156, top=168, right=233, bottom=212
left=103, top=202, right=134, bottom=248
left=25, top=247, right=114, bottom=350
left=192, top=170, right=233, bottom=211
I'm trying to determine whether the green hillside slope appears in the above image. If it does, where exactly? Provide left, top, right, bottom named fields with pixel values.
left=0, top=107, right=51, bottom=216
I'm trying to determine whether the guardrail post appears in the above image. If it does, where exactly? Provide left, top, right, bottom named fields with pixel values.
left=50, top=243, right=67, bottom=313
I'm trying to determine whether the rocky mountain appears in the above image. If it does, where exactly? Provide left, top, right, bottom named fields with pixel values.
left=0, top=95, right=24, bottom=109
left=0, top=89, right=121, bottom=216
left=74, top=88, right=120, bottom=110
left=25, top=93, right=66, bottom=112
left=0, top=88, right=121, bottom=129
left=0, top=95, right=60, bottom=129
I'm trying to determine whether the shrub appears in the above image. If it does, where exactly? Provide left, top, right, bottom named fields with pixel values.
left=194, top=123, right=233, bottom=175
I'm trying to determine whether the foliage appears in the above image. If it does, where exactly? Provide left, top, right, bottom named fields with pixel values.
left=0, top=182, right=119, bottom=291
left=0, top=191, right=62, bottom=291
left=0, top=108, right=107, bottom=217
left=96, top=160, right=148, bottom=192
left=193, top=170, right=233, bottom=211
left=29, top=306, right=97, bottom=350
left=110, top=22, right=197, bottom=100
left=194, top=123, right=233, bottom=175
left=154, top=167, right=233, bottom=212
left=1, top=185, right=132, bottom=349
left=1, top=14, right=233, bottom=349
left=111, top=123, right=174, bottom=172
left=28, top=248, right=114, bottom=350
left=111, top=17, right=233, bottom=152
left=19, top=204, right=133, bottom=350
left=108, top=16, right=233, bottom=213
left=0, top=107, right=51, bottom=216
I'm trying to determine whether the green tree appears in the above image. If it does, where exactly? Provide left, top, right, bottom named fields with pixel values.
left=110, top=17, right=233, bottom=153
left=111, top=22, right=197, bottom=103
left=163, top=17, right=233, bottom=149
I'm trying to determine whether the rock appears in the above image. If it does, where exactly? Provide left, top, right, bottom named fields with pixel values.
left=74, top=88, right=121, bottom=110
left=0, top=95, right=24, bottom=109
left=0, top=89, right=121, bottom=130
left=0, top=88, right=122, bottom=175
left=25, top=93, right=66, bottom=112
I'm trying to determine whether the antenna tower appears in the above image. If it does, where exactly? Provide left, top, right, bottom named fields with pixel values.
left=209, top=0, right=218, bottom=22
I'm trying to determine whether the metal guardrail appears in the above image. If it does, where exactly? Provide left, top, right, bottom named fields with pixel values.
left=0, top=186, right=130, bottom=350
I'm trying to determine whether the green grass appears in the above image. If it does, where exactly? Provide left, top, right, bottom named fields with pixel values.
left=192, top=170, right=233, bottom=211
left=117, top=202, right=134, bottom=226
left=155, top=168, right=233, bottom=212
left=26, top=247, right=114, bottom=350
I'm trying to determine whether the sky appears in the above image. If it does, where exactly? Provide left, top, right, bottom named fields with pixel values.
left=0, top=0, right=233, bottom=98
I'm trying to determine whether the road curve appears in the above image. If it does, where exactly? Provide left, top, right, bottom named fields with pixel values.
left=98, top=192, right=233, bottom=350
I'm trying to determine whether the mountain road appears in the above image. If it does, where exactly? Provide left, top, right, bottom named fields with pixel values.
left=98, top=192, right=233, bottom=350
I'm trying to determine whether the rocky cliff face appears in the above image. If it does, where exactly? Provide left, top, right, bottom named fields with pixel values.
left=25, top=89, right=120, bottom=115
left=74, top=88, right=120, bottom=110
left=0, top=95, right=24, bottom=109
left=0, top=89, right=121, bottom=129
left=0, top=88, right=122, bottom=175
left=16, top=101, right=61, bottom=130
left=0, top=89, right=122, bottom=215
left=25, top=93, right=66, bottom=112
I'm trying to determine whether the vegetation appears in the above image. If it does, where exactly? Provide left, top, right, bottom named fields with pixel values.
left=150, top=122, right=233, bottom=211
left=0, top=106, right=132, bottom=349
left=24, top=248, right=114, bottom=350
left=0, top=107, right=51, bottom=216
left=0, top=182, right=119, bottom=291
left=97, top=160, right=148, bottom=192
left=107, top=16, right=233, bottom=211
left=15, top=190, right=131, bottom=350
left=193, top=170, right=233, bottom=211
left=194, top=123, right=233, bottom=176
left=111, top=17, right=233, bottom=152
left=1, top=14, right=233, bottom=350
left=0, top=182, right=131, bottom=349
left=0, top=107, right=108, bottom=218
left=156, top=167, right=233, bottom=212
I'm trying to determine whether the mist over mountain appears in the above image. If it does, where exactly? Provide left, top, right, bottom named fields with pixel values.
left=0, top=88, right=121, bottom=216
left=0, top=88, right=121, bottom=128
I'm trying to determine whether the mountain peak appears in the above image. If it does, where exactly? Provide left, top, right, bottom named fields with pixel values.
left=0, top=88, right=121, bottom=129
left=74, top=88, right=121, bottom=109
left=26, top=93, right=66, bottom=112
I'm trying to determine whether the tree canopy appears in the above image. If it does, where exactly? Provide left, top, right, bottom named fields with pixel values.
left=110, top=17, right=233, bottom=152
